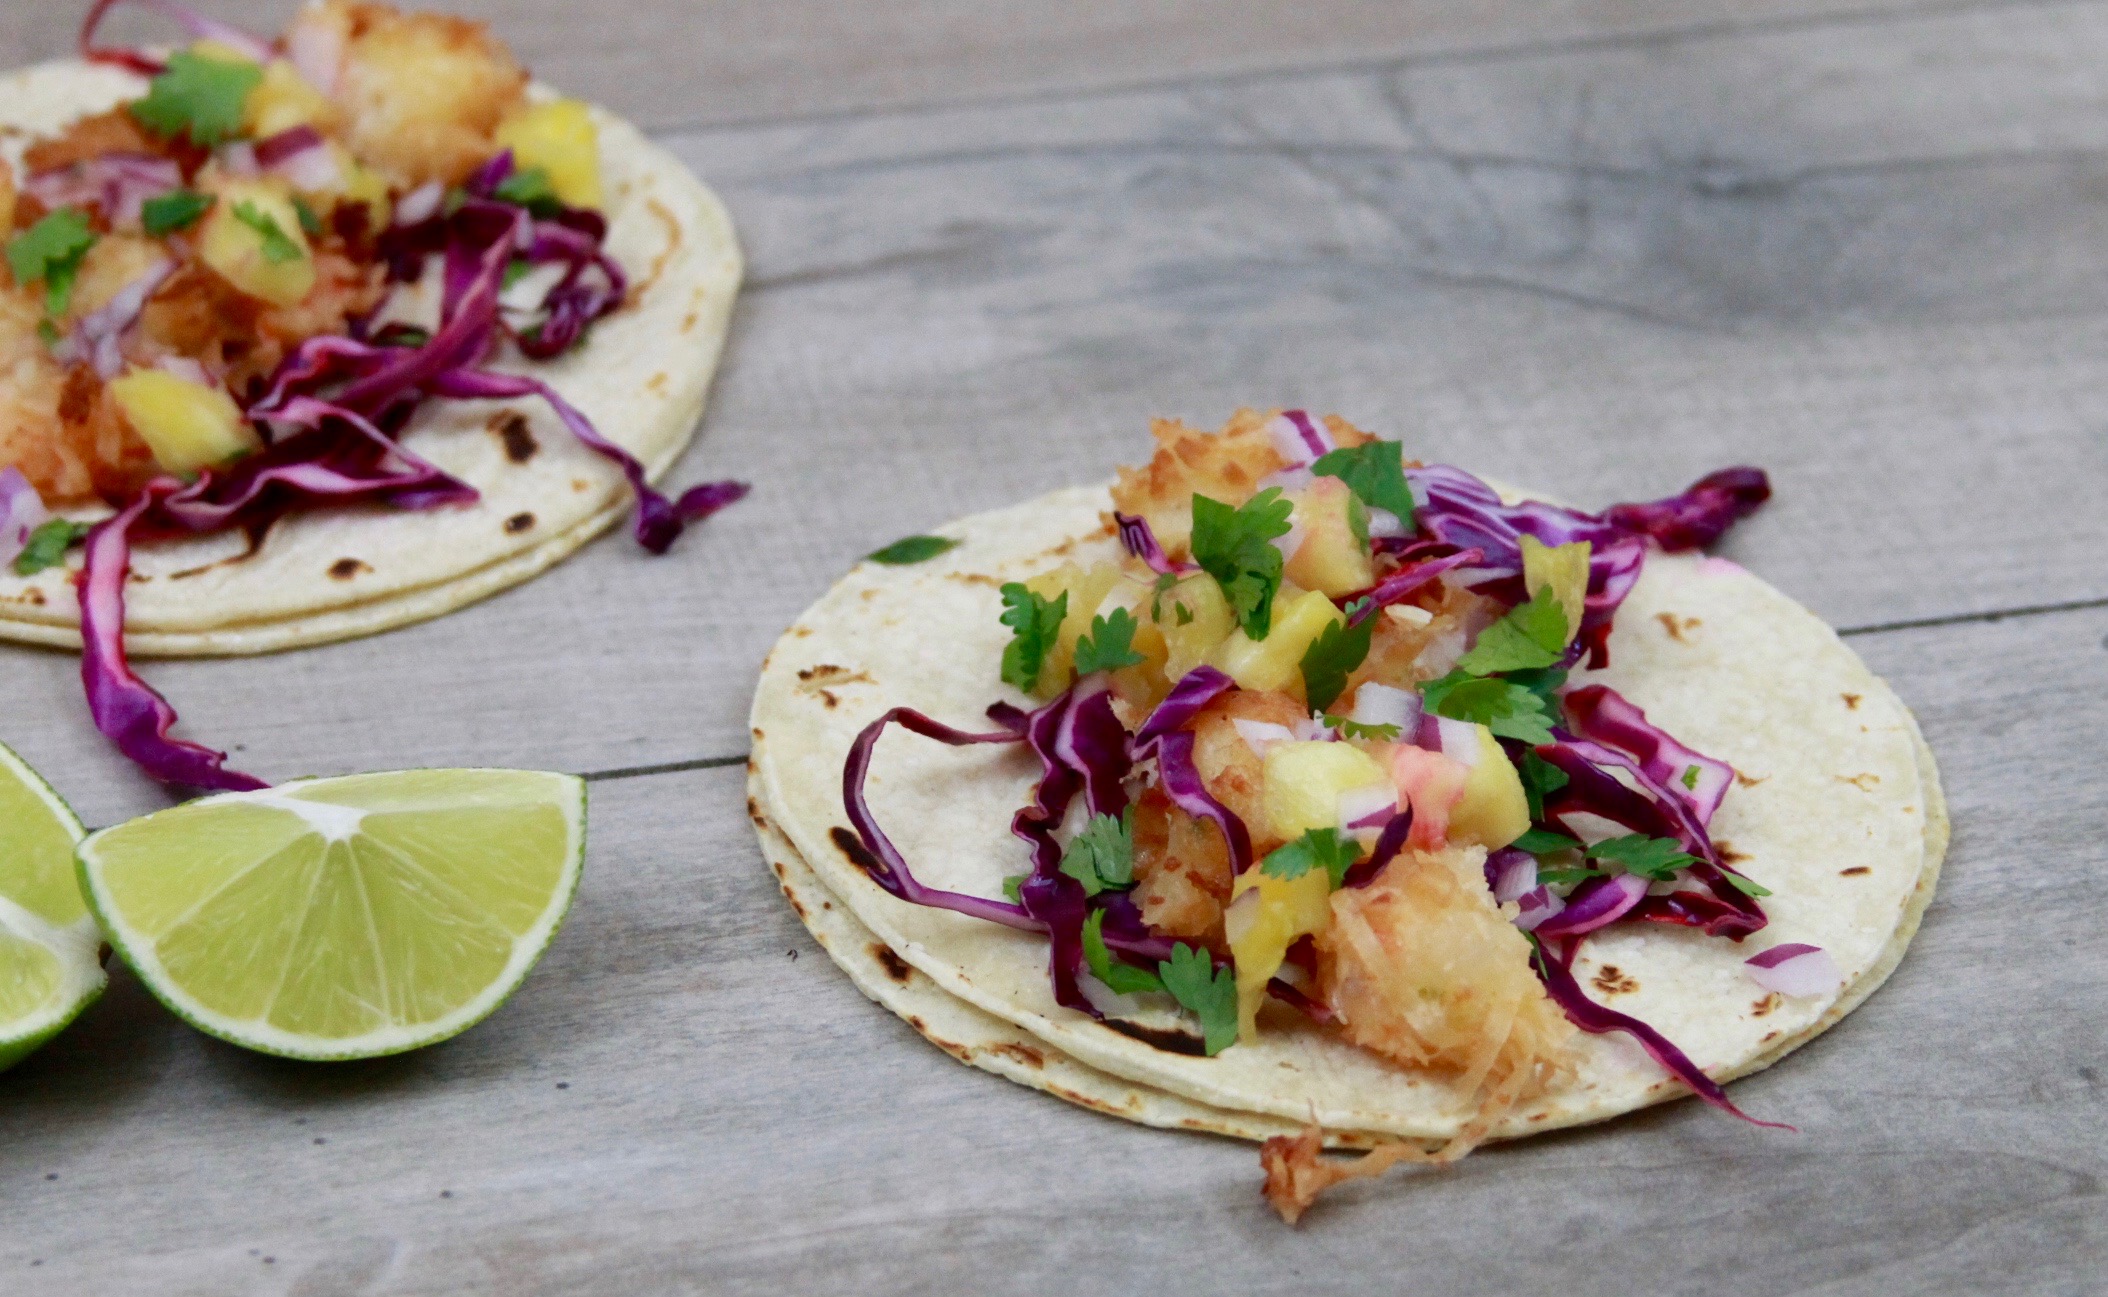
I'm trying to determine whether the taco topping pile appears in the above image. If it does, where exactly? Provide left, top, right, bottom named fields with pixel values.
left=844, top=409, right=1807, bottom=1220
left=0, top=0, right=744, bottom=789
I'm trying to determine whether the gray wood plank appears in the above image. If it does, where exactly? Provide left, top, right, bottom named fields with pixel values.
left=1, top=606, right=2099, bottom=1295
left=10, top=0, right=2108, bottom=805
left=0, top=0, right=2034, bottom=134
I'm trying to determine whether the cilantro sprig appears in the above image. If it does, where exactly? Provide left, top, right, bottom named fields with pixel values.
left=1456, top=584, right=1570, bottom=675
left=12, top=519, right=91, bottom=576
left=998, top=583, right=1066, bottom=691
left=866, top=534, right=959, bottom=565
left=1260, top=828, right=1363, bottom=889
left=1159, top=943, right=1238, bottom=1055
left=7, top=209, right=97, bottom=320
left=1309, top=438, right=1416, bottom=523
left=1420, top=665, right=1566, bottom=745
left=231, top=202, right=303, bottom=264
left=141, top=188, right=214, bottom=236
left=1519, top=750, right=1568, bottom=820
left=1058, top=809, right=1135, bottom=896
left=493, top=166, right=563, bottom=217
left=1587, top=834, right=1699, bottom=881
left=1323, top=715, right=1399, bottom=741
left=1073, top=608, right=1147, bottom=675
left=1298, top=602, right=1373, bottom=712
left=1190, top=488, right=1292, bottom=639
left=1082, top=910, right=1166, bottom=996
left=1511, top=828, right=1581, bottom=856
left=129, top=49, right=262, bottom=147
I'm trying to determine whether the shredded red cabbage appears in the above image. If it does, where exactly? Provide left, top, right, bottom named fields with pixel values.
left=1346, top=545, right=1484, bottom=626
left=1534, top=935, right=1790, bottom=1129
left=1132, top=665, right=1235, bottom=747
left=1604, top=467, right=1771, bottom=551
left=1528, top=872, right=1648, bottom=939
left=80, top=0, right=272, bottom=75
left=1113, top=511, right=1193, bottom=576
left=1564, top=684, right=1732, bottom=826
left=1148, top=729, right=1253, bottom=877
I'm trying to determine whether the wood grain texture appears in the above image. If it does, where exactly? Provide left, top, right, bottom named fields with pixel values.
left=8, top=0, right=2108, bottom=814
left=1, top=607, right=2100, bottom=1295
left=0, top=0, right=2041, bottom=132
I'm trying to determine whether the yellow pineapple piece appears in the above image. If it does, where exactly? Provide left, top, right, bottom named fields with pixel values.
left=1261, top=740, right=1391, bottom=841
left=1152, top=572, right=1235, bottom=680
left=1283, top=477, right=1375, bottom=597
left=245, top=60, right=338, bottom=138
left=1447, top=725, right=1530, bottom=850
left=1207, top=587, right=1343, bottom=698
left=1520, top=534, right=1589, bottom=645
left=198, top=179, right=313, bottom=306
left=108, top=369, right=260, bottom=475
left=1226, top=864, right=1333, bottom=1040
left=494, top=99, right=603, bottom=209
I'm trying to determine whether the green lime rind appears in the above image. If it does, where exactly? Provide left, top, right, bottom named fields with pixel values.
left=0, top=741, right=102, bottom=1074
left=77, top=769, right=586, bottom=1063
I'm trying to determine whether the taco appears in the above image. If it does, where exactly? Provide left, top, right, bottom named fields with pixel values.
left=749, top=410, right=1945, bottom=1221
left=0, top=0, right=743, bottom=789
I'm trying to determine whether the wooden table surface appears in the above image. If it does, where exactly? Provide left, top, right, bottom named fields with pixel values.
left=4, top=1, right=2105, bottom=1291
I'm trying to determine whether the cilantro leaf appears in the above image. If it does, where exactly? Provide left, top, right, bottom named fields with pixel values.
left=1298, top=613, right=1372, bottom=713
left=1536, top=866, right=1601, bottom=887
left=1158, top=943, right=1238, bottom=1055
left=231, top=202, right=303, bottom=264
left=1420, top=669, right=1558, bottom=745
left=13, top=519, right=91, bottom=576
left=129, top=49, right=262, bottom=147
left=1715, top=870, right=1773, bottom=898
left=1057, top=809, right=1135, bottom=896
left=1190, top=489, right=1292, bottom=639
left=141, top=188, right=214, bottom=236
left=1512, top=828, right=1581, bottom=856
left=1260, top=828, right=1362, bottom=889
left=1520, top=750, right=1568, bottom=820
left=1083, top=909, right=1167, bottom=995
left=1310, top=438, right=1417, bottom=522
left=1323, top=715, right=1400, bottom=741
left=1456, top=585, right=1570, bottom=675
left=1681, top=765, right=1701, bottom=790
left=866, top=534, right=959, bottom=565
left=1001, top=874, right=1025, bottom=905
left=493, top=166, right=563, bottom=217
left=1073, top=608, right=1147, bottom=675
left=998, top=583, right=1066, bottom=691
left=291, top=195, right=324, bottom=237
left=7, top=209, right=97, bottom=319
left=1588, top=833, right=1699, bottom=881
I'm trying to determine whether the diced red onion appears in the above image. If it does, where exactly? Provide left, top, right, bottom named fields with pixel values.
left=256, top=125, right=341, bottom=192
left=1267, top=409, right=1335, bottom=466
left=80, top=0, right=274, bottom=74
left=62, top=258, right=174, bottom=379
left=1487, top=847, right=1537, bottom=903
left=1343, top=805, right=1415, bottom=888
left=1434, top=715, right=1481, bottom=765
left=395, top=181, right=445, bottom=226
left=1336, top=783, right=1397, bottom=832
left=25, top=154, right=182, bottom=227
left=1531, top=872, right=1648, bottom=938
left=1365, top=506, right=1406, bottom=539
left=219, top=141, right=260, bottom=177
left=1512, top=885, right=1565, bottom=931
left=1551, top=809, right=1632, bottom=847
left=1743, top=943, right=1842, bottom=997
left=154, top=354, right=212, bottom=385
left=1233, top=718, right=1297, bottom=757
left=286, top=18, right=344, bottom=95
left=0, top=468, right=50, bottom=568
left=1347, top=681, right=1420, bottom=733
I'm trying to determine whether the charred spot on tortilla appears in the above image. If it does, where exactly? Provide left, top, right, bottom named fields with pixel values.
left=328, top=558, right=371, bottom=581
left=871, top=944, right=914, bottom=984
left=646, top=373, right=668, bottom=396
left=1840, top=866, right=1872, bottom=876
left=1591, top=966, right=1639, bottom=996
left=990, top=1042, right=1045, bottom=1069
left=830, top=826, right=881, bottom=876
left=1716, top=840, right=1750, bottom=865
left=1103, top=1018, right=1209, bottom=1057
left=1751, top=994, right=1781, bottom=1017
left=1734, top=771, right=1769, bottom=788
left=1838, top=773, right=1881, bottom=790
left=505, top=512, right=536, bottom=534
left=1842, top=693, right=1862, bottom=709
left=489, top=412, right=538, bottom=463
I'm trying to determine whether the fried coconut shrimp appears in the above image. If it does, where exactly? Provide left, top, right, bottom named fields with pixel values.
left=1262, top=846, right=1578, bottom=1222
left=1109, top=409, right=1375, bottom=559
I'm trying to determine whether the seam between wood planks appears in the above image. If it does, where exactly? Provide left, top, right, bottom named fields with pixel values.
left=573, top=597, right=2108, bottom=786
left=636, top=0, right=2085, bottom=139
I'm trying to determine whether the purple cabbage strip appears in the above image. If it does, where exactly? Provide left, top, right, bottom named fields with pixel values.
left=1605, top=467, right=1771, bottom=551
left=428, top=368, right=748, bottom=554
left=1346, top=547, right=1484, bottom=627
left=1529, top=873, right=1648, bottom=939
left=1113, top=511, right=1193, bottom=576
left=80, top=0, right=272, bottom=74
left=1132, top=665, right=1235, bottom=747
left=1564, top=684, right=1733, bottom=826
left=24, top=154, right=181, bottom=227
left=839, top=706, right=1043, bottom=931
left=1053, top=683, right=1132, bottom=817
left=1534, top=936, right=1791, bottom=1129
left=1149, top=730, right=1253, bottom=877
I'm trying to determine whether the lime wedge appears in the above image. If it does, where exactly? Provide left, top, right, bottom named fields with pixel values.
left=0, top=740, right=103, bottom=1072
left=78, top=769, right=585, bottom=1061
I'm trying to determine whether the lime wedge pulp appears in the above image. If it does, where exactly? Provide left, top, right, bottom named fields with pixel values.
left=77, top=769, right=585, bottom=1061
left=0, top=740, right=103, bottom=1073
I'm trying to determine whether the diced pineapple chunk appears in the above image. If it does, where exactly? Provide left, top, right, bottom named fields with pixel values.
left=1152, top=572, right=1234, bottom=680
left=1106, top=614, right=1172, bottom=714
left=1207, top=587, right=1342, bottom=698
left=326, top=145, right=393, bottom=229
left=1226, top=865, right=1333, bottom=1041
left=1283, top=476, right=1375, bottom=597
left=1020, top=560, right=1127, bottom=695
left=108, top=369, right=260, bottom=475
left=1261, top=740, right=1391, bottom=841
left=245, top=60, right=338, bottom=137
left=494, top=99, right=603, bottom=209
left=1448, top=725, right=1531, bottom=850
left=1520, top=534, right=1589, bottom=646
left=198, top=179, right=314, bottom=306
